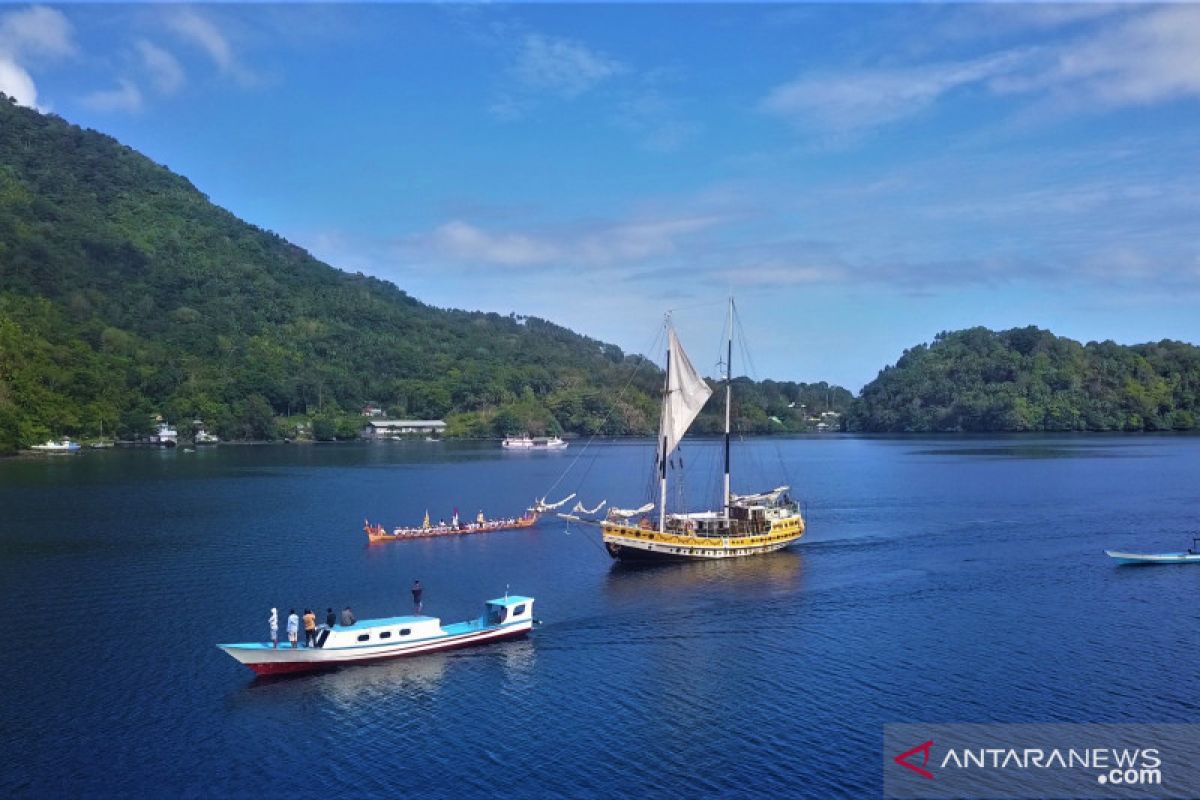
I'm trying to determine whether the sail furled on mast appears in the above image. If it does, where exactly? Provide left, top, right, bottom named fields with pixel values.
left=659, top=327, right=713, bottom=463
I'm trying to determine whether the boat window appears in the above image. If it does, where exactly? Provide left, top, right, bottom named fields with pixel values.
left=357, top=633, right=370, bottom=642
left=379, top=631, right=392, bottom=639
left=400, top=628, right=411, bottom=636
left=513, top=604, right=526, bottom=616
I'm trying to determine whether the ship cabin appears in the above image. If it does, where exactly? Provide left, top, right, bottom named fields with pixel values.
left=664, top=493, right=801, bottom=538
left=315, top=615, right=444, bottom=649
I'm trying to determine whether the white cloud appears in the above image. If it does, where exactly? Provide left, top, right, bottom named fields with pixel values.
left=412, top=214, right=724, bottom=269
left=1034, top=5, right=1200, bottom=108
left=718, top=264, right=846, bottom=288
left=762, top=51, right=1027, bottom=133
left=430, top=220, right=562, bottom=267
left=0, top=5, right=75, bottom=61
left=167, top=8, right=255, bottom=86
left=82, top=79, right=143, bottom=113
left=512, top=33, right=624, bottom=98
left=136, top=40, right=184, bottom=95
left=0, top=5, right=76, bottom=110
left=0, top=55, right=37, bottom=107
left=764, top=6, right=1200, bottom=134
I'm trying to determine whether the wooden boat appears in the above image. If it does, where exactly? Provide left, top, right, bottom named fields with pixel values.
left=363, top=511, right=538, bottom=543
left=559, top=299, right=806, bottom=561
left=1106, top=547, right=1200, bottom=565
left=218, top=595, right=535, bottom=676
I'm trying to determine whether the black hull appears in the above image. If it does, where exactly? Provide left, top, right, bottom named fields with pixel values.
left=605, top=541, right=707, bottom=562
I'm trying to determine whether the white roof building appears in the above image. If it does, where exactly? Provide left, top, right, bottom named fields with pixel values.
left=362, top=419, right=447, bottom=438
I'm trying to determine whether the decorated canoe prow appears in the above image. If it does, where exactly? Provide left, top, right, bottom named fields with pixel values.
left=218, top=594, right=535, bottom=676
left=1106, top=540, right=1200, bottom=565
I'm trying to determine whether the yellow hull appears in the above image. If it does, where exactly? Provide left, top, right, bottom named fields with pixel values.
left=601, top=515, right=805, bottom=561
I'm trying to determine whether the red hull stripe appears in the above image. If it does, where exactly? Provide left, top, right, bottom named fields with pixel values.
left=245, top=626, right=530, bottom=676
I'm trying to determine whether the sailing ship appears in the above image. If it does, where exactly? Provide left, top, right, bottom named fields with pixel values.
left=561, top=300, right=806, bottom=561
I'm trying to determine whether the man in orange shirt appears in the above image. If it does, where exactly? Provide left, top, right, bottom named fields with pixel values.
left=303, top=608, right=317, bottom=647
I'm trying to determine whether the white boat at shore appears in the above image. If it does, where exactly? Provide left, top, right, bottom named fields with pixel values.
left=502, top=434, right=567, bottom=450
left=194, top=428, right=219, bottom=445
left=218, top=594, right=535, bottom=676
left=29, top=438, right=81, bottom=453
left=151, top=422, right=178, bottom=447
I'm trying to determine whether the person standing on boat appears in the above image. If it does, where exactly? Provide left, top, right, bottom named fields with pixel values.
left=268, top=608, right=278, bottom=649
left=325, top=607, right=336, bottom=628
left=341, top=606, right=356, bottom=626
left=411, top=580, right=423, bottom=613
left=302, top=609, right=317, bottom=647
left=286, top=609, right=299, bottom=648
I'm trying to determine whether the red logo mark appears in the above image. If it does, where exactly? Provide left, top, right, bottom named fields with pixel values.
left=894, top=740, right=935, bottom=780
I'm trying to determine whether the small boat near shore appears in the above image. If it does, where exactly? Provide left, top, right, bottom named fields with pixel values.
left=29, top=438, right=81, bottom=453
left=363, top=511, right=538, bottom=543
left=502, top=434, right=568, bottom=450
left=217, top=594, right=535, bottom=675
left=1106, top=543, right=1200, bottom=565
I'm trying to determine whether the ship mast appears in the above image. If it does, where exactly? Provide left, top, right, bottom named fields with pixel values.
left=659, top=320, right=671, bottom=533
left=723, top=297, right=733, bottom=519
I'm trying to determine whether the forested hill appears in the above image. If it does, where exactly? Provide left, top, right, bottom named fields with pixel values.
left=0, top=95, right=848, bottom=453
left=846, top=327, right=1200, bottom=432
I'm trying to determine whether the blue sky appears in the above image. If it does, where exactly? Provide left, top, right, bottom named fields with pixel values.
left=3, top=3, right=1199, bottom=390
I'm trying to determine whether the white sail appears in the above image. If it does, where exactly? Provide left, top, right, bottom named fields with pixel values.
left=608, top=502, right=655, bottom=519
left=534, top=493, right=576, bottom=512
left=659, top=327, right=713, bottom=462
left=731, top=486, right=790, bottom=504
left=572, top=499, right=607, bottom=515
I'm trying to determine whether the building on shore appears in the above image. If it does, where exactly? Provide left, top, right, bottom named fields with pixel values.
left=361, top=419, right=447, bottom=439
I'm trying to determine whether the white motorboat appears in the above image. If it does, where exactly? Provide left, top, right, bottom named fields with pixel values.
left=502, top=434, right=567, bottom=450
left=218, top=594, right=535, bottom=676
left=29, top=438, right=81, bottom=453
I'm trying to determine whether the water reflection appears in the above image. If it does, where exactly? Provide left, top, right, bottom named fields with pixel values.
left=320, top=653, right=450, bottom=709
left=908, top=443, right=1152, bottom=459
left=226, top=638, right=539, bottom=711
left=497, top=638, right=536, bottom=679
left=603, top=549, right=805, bottom=598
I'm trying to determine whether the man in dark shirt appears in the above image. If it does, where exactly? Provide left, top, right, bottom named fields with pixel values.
left=326, top=607, right=336, bottom=628
left=412, top=580, right=423, bottom=613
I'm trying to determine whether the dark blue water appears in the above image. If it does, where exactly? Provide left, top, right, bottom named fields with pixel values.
left=2, top=436, right=1199, bottom=798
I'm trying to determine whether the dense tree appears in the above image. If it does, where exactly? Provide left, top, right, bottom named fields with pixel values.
left=0, top=96, right=847, bottom=454
left=847, top=326, right=1200, bottom=432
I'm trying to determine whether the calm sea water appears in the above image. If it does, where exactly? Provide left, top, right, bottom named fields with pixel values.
left=2, top=435, right=1199, bottom=798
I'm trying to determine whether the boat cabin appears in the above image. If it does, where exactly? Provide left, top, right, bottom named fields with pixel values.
left=316, top=615, right=443, bottom=649
left=484, top=595, right=533, bottom=626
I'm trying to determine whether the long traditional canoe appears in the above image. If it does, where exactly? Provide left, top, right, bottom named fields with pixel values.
left=1106, top=550, right=1200, bottom=565
left=364, top=513, right=538, bottom=543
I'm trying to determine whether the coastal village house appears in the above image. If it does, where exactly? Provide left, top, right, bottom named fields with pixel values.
left=361, top=419, right=447, bottom=439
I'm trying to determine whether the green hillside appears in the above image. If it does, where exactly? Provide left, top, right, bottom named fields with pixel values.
left=846, top=326, right=1200, bottom=432
left=0, top=95, right=846, bottom=453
